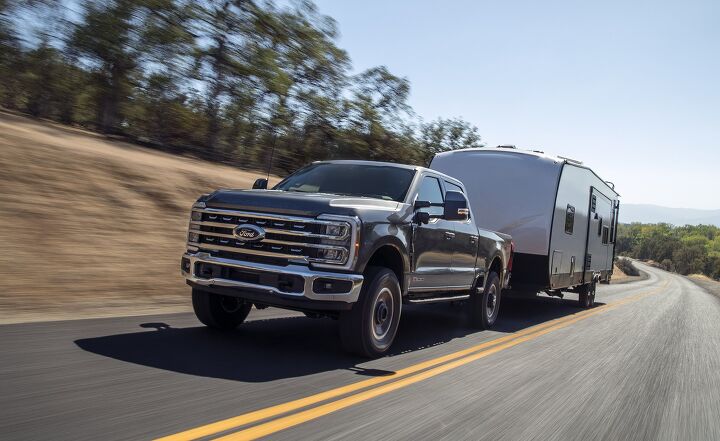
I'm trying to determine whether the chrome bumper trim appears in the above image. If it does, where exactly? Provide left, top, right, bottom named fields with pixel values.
left=182, top=252, right=363, bottom=303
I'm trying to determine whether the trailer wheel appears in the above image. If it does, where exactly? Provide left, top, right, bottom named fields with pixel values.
left=192, top=288, right=252, bottom=330
left=339, top=266, right=402, bottom=358
left=578, top=281, right=596, bottom=308
left=468, top=271, right=502, bottom=329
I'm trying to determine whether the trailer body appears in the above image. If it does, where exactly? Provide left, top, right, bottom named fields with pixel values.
left=430, top=147, right=620, bottom=294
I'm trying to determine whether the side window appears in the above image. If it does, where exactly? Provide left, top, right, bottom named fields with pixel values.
left=597, top=217, right=603, bottom=236
left=564, top=204, right=575, bottom=235
left=591, top=195, right=597, bottom=212
left=602, top=226, right=610, bottom=244
left=417, top=176, right=444, bottom=216
left=445, top=181, right=464, bottom=194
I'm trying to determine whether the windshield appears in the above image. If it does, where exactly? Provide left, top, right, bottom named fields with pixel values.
left=274, top=163, right=416, bottom=202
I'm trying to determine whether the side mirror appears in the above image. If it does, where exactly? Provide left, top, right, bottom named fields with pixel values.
left=252, top=178, right=268, bottom=190
left=444, top=191, right=469, bottom=221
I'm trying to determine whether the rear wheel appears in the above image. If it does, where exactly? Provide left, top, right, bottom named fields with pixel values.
left=192, top=288, right=252, bottom=330
left=468, top=271, right=502, bottom=329
left=339, top=266, right=402, bottom=358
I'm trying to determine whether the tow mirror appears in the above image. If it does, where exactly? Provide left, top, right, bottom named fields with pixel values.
left=444, top=191, right=469, bottom=221
left=252, top=178, right=268, bottom=190
left=414, top=200, right=432, bottom=210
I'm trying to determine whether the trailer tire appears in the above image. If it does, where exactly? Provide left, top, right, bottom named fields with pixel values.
left=578, top=281, right=596, bottom=308
left=192, top=288, right=252, bottom=330
left=339, top=266, right=401, bottom=358
left=468, top=271, right=502, bottom=329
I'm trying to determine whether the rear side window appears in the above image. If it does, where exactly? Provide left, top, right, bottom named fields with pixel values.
left=417, top=176, right=444, bottom=216
left=445, top=181, right=464, bottom=194
left=565, top=204, right=575, bottom=234
left=602, top=226, right=610, bottom=244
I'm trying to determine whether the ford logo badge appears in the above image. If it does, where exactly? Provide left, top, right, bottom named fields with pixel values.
left=233, top=224, right=265, bottom=242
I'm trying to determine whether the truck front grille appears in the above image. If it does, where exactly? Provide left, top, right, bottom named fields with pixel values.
left=187, top=207, right=357, bottom=268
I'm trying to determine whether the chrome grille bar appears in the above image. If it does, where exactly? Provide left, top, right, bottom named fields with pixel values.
left=188, top=228, right=347, bottom=251
left=187, top=241, right=309, bottom=262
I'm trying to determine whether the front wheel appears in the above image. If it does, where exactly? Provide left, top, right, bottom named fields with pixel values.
left=468, top=271, right=502, bottom=329
left=339, top=267, right=402, bottom=358
left=192, top=288, right=252, bottom=330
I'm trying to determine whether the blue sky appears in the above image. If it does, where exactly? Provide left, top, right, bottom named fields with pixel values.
left=314, top=0, right=719, bottom=209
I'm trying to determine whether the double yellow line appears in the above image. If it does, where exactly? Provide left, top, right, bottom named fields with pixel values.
left=157, top=282, right=668, bottom=441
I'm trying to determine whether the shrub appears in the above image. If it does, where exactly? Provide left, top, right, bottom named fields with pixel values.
left=616, top=257, right=640, bottom=276
left=660, top=259, right=675, bottom=272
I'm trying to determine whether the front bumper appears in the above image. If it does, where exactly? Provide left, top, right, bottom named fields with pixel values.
left=181, top=252, right=364, bottom=304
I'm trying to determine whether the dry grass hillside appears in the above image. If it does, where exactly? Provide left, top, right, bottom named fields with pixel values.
left=0, top=111, right=278, bottom=323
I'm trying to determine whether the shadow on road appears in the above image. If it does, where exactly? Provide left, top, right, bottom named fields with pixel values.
left=75, top=296, right=598, bottom=382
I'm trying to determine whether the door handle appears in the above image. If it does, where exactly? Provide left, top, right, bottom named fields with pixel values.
left=444, top=231, right=455, bottom=240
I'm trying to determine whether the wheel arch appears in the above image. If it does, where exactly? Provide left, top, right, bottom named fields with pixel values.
left=361, top=240, right=408, bottom=294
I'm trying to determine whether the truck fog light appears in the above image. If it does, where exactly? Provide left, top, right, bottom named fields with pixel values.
left=188, top=232, right=200, bottom=243
left=191, top=210, right=202, bottom=221
left=318, top=248, right=343, bottom=261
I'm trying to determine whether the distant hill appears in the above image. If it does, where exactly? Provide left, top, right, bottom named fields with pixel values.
left=620, top=204, right=720, bottom=227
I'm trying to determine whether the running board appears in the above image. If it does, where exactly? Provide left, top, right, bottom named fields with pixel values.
left=408, top=294, right=470, bottom=304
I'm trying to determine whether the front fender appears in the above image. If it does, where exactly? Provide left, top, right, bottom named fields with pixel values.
left=355, top=223, right=412, bottom=288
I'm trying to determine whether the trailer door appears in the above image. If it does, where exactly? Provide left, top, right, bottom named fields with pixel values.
left=586, top=189, right=613, bottom=280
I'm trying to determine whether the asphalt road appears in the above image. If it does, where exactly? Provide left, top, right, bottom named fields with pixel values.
left=2, top=262, right=719, bottom=441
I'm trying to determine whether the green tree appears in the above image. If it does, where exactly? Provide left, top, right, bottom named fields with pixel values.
left=419, top=117, right=484, bottom=163
left=69, top=0, right=192, bottom=133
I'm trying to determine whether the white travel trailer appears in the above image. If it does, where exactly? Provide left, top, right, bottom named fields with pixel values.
left=430, top=146, right=620, bottom=307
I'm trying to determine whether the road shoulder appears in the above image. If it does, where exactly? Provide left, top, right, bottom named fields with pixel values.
left=687, top=274, right=720, bottom=298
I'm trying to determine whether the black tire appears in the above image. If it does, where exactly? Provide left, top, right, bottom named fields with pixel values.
left=578, top=281, right=596, bottom=308
left=468, top=271, right=502, bottom=329
left=192, top=288, right=252, bottom=330
left=339, top=266, right=402, bottom=358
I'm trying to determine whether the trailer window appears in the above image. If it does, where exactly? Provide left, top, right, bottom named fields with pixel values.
left=564, top=204, right=575, bottom=235
left=591, top=195, right=597, bottom=212
left=602, top=226, right=610, bottom=244
left=610, top=201, right=618, bottom=243
left=597, top=217, right=603, bottom=236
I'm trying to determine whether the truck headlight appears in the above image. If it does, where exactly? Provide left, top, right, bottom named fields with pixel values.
left=191, top=210, right=202, bottom=221
left=324, top=223, right=348, bottom=238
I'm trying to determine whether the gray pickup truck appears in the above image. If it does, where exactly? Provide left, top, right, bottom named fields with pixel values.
left=181, top=160, right=513, bottom=356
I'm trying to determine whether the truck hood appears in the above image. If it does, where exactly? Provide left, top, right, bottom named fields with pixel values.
left=204, top=189, right=406, bottom=218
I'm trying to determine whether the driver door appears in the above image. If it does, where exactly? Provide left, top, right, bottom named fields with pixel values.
left=409, top=175, right=457, bottom=290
